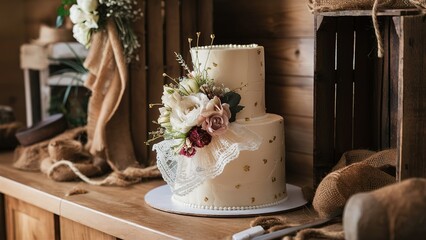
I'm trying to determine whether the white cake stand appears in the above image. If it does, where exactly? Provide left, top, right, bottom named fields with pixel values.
left=144, top=184, right=307, bottom=217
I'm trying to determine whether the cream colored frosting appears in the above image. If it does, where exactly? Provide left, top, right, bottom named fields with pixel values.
left=173, top=114, right=286, bottom=208
left=174, top=45, right=286, bottom=209
left=191, top=44, right=265, bottom=120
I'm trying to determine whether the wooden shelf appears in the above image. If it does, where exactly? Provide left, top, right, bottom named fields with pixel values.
left=315, top=8, right=421, bottom=16
left=0, top=151, right=316, bottom=240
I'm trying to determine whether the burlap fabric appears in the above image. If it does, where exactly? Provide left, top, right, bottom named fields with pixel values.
left=83, top=19, right=138, bottom=171
left=313, top=162, right=395, bottom=218
left=313, top=149, right=396, bottom=218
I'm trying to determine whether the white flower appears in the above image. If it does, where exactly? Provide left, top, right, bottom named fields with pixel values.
left=77, top=0, right=98, bottom=13
left=161, top=87, right=181, bottom=109
left=169, top=93, right=209, bottom=133
left=158, top=107, right=171, bottom=129
left=69, top=5, right=86, bottom=24
left=72, top=23, right=91, bottom=48
left=179, top=77, right=199, bottom=95
left=84, top=13, right=99, bottom=29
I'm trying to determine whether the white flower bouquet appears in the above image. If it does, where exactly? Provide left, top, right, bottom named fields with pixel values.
left=57, top=0, right=142, bottom=62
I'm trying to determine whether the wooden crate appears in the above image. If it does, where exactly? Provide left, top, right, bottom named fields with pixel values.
left=314, top=9, right=426, bottom=185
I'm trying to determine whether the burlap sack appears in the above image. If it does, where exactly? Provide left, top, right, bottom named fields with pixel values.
left=332, top=149, right=396, bottom=171
left=13, top=127, right=86, bottom=171
left=308, top=0, right=413, bottom=12
left=313, top=162, right=395, bottom=218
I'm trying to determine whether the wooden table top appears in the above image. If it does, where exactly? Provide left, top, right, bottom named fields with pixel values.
left=0, top=151, right=316, bottom=240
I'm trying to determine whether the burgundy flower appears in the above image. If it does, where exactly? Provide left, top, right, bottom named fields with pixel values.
left=179, top=144, right=196, bottom=157
left=188, top=126, right=212, bottom=148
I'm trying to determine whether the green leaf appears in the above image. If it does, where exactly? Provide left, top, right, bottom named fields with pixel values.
left=221, top=91, right=241, bottom=107
left=229, top=105, right=244, bottom=122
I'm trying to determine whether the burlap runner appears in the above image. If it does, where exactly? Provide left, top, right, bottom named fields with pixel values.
left=83, top=19, right=138, bottom=171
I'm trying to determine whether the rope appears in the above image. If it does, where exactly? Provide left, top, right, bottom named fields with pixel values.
left=48, top=160, right=106, bottom=185
left=372, top=0, right=385, bottom=58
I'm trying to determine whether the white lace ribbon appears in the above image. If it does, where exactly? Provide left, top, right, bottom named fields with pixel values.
left=153, top=123, right=262, bottom=196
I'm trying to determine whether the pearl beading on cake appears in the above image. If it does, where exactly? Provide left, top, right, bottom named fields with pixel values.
left=192, top=44, right=259, bottom=50
left=172, top=195, right=288, bottom=211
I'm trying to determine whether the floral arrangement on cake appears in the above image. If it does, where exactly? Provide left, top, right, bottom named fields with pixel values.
left=57, top=0, right=142, bottom=62
left=149, top=34, right=262, bottom=196
left=147, top=34, right=244, bottom=157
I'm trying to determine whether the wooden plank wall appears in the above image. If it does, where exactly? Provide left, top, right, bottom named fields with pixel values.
left=214, top=0, right=314, bottom=184
left=0, top=1, right=27, bottom=124
left=130, top=0, right=213, bottom=164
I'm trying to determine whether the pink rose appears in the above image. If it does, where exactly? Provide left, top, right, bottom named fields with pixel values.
left=200, top=97, right=231, bottom=136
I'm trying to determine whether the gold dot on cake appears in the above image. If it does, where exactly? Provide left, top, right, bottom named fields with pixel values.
left=212, top=62, right=218, bottom=67
left=254, top=102, right=258, bottom=107
left=272, top=177, right=276, bottom=182
left=278, top=193, right=282, bottom=197
left=204, top=197, right=209, bottom=202
left=274, top=194, right=278, bottom=199
left=245, top=118, right=250, bottom=122
left=260, top=61, right=263, bottom=67
left=273, top=136, right=276, bottom=140
left=235, top=184, right=241, bottom=189
left=243, top=165, right=250, bottom=172
left=269, top=139, right=273, bottom=143
left=263, top=159, right=268, bottom=164
left=257, top=49, right=261, bottom=55
left=280, top=157, right=283, bottom=162
left=251, top=197, right=255, bottom=203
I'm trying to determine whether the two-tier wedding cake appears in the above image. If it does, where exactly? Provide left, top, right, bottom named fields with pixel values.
left=153, top=43, right=286, bottom=210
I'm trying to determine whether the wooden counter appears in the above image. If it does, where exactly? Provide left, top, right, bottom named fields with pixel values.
left=0, top=151, right=314, bottom=240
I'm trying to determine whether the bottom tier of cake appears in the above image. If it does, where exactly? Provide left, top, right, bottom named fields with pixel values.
left=173, top=114, right=286, bottom=210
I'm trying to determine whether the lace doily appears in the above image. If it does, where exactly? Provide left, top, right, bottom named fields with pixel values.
left=153, top=123, right=262, bottom=196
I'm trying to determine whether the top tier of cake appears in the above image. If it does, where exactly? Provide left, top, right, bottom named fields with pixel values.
left=190, top=44, right=266, bottom=120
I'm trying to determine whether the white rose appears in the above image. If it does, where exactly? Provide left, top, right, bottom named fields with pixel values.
left=77, top=0, right=98, bottom=13
left=69, top=5, right=85, bottom=24
left=73, top=23, right=91, bottom=47
left=169, top=93, right=209, bottom=133
left=161, top=88, right=181, bottom=109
